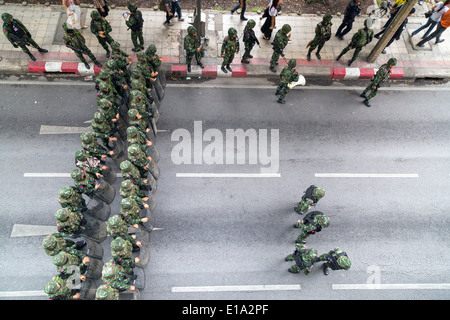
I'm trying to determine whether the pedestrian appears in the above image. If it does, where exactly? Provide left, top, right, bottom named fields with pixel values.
left=171, top=0, right=185, bottom=21
left=417, top=2, right=450, bottom=46
left=90, top=10, right=114, bottom=58
left=315, top=248, right=351, bottom=275
left=381, top=8, right=415, bottom=54
left=335, top=0, right=361, bottom=40
left=373, top=1, right=403, bottom=39
left=260, top=0, right=281, bottom=40
left=275, top=58, right=299, bottom=104
left=306, top=14, right=332, bottom=61
left=125, top=2, right=144, bottom=52
left=62, top=0, right=87, bottom=30
left=184, top=26, right=204, bottom=72
left=94, top=0, right=110, bottom=19
left=269, top=24, right=291, bottom=73
left=412, top=1, right=449, bottom=39
left=220, top=27, right=239, bottom=73
left=360, top=58, right=397, bottom=107
left=294, top=185, right=325, bottom=215
left=231, top=0, right=248, bottom=21
left=241, top=19, right=259, bottom=64
left=1, top=13, right=48, bottom=61
left=285, top=243, right=318, bottom=275
left=294, top=211, right=330, bottom=244
left=336, top=18, right=374, bottom=66
left=62, top=22, right=102, bottom=69
left=163, top=0, right=175, bottom=27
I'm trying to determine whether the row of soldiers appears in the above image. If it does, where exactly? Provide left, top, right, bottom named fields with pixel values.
left=285, top=185, right=351, bottom=276
left=41, top=39, right=165, bottom=300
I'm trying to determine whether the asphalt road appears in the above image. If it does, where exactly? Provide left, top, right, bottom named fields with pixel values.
left=0, top=78, right=449, bottom=302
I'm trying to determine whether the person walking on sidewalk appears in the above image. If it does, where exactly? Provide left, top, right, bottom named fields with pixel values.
left=171, top=0, right=185, bottom=21
left=231, top=0, right=248, bottom=21
left=381, top=8, right=415, bottom=54
left=184, top=26, right=204, bottom=72
left=275, top=58, right=299, bottom=104
left=2, top=13, right=48, bottom=61
left=306, top=14, right=332, bottom=61
left=261, top=0, right=281, bottom=40
left=163, top=0, right=175, bottom=27
left=62, top=22, right=102, bottom=70
left=241, top=19, right=259, bottom=64
left=62, top=0, right=87, bottom=30
left=416, top=2, right=450, bottom=47
left=412, top=1, right=450, bottom=39
left=125, top=2, right=144, bottom=52
left=335, top=0, right=361, bottom=40
left=360, top=58, right=397, bottom=107
left=90, top=10, right=114, bottom=58
left=94, top=0, right=110, bottom=19
left=269, top=24, right=291, bottom=73
left=336, top=18, right=374, bottom=66
left=220, top=28, right=239, bottom=73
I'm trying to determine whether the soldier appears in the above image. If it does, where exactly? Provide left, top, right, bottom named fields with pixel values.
left=241, top=19, right=259, bottom=64
left=275, top=58, right=299, bottom=104
left=97, top=98, right=119, bottom=126
left=103, top=59, right=129, bottom=97
left=307, top=14, right=332, bottom=61
left=95, top=284, right=119, bottom=300
left=101, top=260, right=136, bottom=292
left=120, top=160, right=157, bottom=193
left=315, top=248, right=351, bottom=275
left=285, top=243, right=318, bottom=275
left=120, top=197, right=149, bottom=228
left=125, top=2, right=144, bottom=52
left=52, top=250, right=90, bottom=280
left=269, top=24, right=291, bottom=73
left=128, top=143, right=151, bottom=176
left=62, top=22, right=102, bottom=69
left=95, top=68, right=120, bottom=99
left=145, top=44, right=162, bottom=74
left=110, top=41, right=132, bottom=84
left=75, top=149, right=109, bottom=178
left=184, top=26, right=204, bottom=72
left=44, top=275, right=81, bottom=300
left=360, top=58, right=397, bottom=107
left=58, top=186, right=87, bottom=212
left=294, top=211, right=330, bottom=244
left=55, top=207, right=85, bottom=237
left=336, top=18, right=374, bottom=66
left=42, top=233, right=86, bottom=257
left=91, top=112, right=118, bottom=148
left=127, top=126, right=151, bottom=155
left=80, top=132, right=114, bottom=160
left=90, top=10, right=114, bottom=58
left=136, top=52, right=157, bottom=89
left=110, top=236, right=140, bottom=275
left=220, top=27, right=239, bottom=73
left=107, top=214, right=142, bottom=250
left=70, top=168, right=100, bottom=197
left=2, top=12, right=48, bottom=61
left=120, top=179, right=151, bottom=211
left=295, top=185, right=325, bottom=214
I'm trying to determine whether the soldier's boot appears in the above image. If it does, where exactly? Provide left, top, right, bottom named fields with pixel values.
left=277, top=98, right=285, bottom=104
left=84, top=62, right=90, bottom=69
left=288, top=265, right=300, bottom=273
left=226, top=64, right=232, bottom=72
left=187, top=64, right=191, bottom=72
left=269, top=65, right=276, bottom=73
left=38, top=47, right=48, bottom=53
left=323, top=264, right=330, bottom=275
left=106, top=48, right=110, bottom=58
left=360, top=92, right=367, bottom=98
left=363, top=99, right=371, bottom=107
left=241, top=58, right=250, bottom=64
left=27, top=52, right=36, bottom=61
left=221, top=65, right=228, bottom=73
left=94, top=61, right=102, bottom=68
left=197, top=60, right=204, bottom=68
left=275, top=89, right=281, bottom=96
left=347, top=59, right=354, bottom=66
left=306, top=49, right=312, bottom=61
left=248, top=54, right=253, bottom=58
left=336, top=53, right=343, bottom=61
left=316, top=51, right=322, bottom=60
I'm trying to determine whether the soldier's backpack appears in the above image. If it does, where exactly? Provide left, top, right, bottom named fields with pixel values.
left=130, top=10, right=144, bottom=31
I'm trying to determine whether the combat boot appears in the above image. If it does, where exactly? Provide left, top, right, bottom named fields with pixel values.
left=306, top=51, right=311, bottom=61
left=38, top=47, right=48, bottom=53
left=84, top=62, right=91, bottom=69
left=226, top=64, right=232, bottom=72
left=347, top=59, right=353, bottom=66
left=277, top=98, right=286, bottom=104
left=187, top=64, right=191, bottom=72
left=363, top=99, right=371, bottom=107
left=336, top=53, right=342, bottom=61
left=106, top=49, right=110, bottom=58
left=315, top=51, right=322, bottom=60
left=323, top=264, right=330, bottom=275
left=197, top=61, right=204, bottom=68
left=221, top=65, right=228, bottom=73
left=27, top=52, right=36, bottom=61
left=269, top=66, right=276, bottom=73
left=360, top=92, right=366, bottom=98
left=275, top=89, right=281, bottom=96
left=94, top=61, right=102, bottom=68
left=241, top=58, right=250, bottom=64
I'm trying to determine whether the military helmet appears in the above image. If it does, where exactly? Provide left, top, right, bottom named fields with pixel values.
left=55, top=208, right=70, bottom=221
left=312, top=187, right=325, bottom=199
left=246, top=19, right=256, bottom=29
left=288, top=59, right=297, bottom=69
left=364, top=18, right=373, bottom=29
left=95, top=284, right=118, bottom=300
left=147, top=44, right=157, bottom=54
left=128, top=144, right=140, bottom=155
left=127, top=108, right=139, bottom=118
left=102, top=261, right=123, bottom=282
left=131, top=79, right=141, bottom=89
left=281, top=24, right=291, bottom=34
left=1, top=13, right=13, bottom=23
left=97, top=98, right=112, bottom=108
left=337, top=255, right=351, bottom=270
left=120, top=180, right=133, bottom=191
left=121, top=198, right=134, bottom=209
left=80, top=132, right=94, bottom=144
left=388, top=57, right=397, bottom=66
left=304, top=249, right=318, bottom=261
left=111, top=41, right=121, bottom=50
left=70, top=168, right=84, bottom=180
left=58, top=186, right=74, bottom=199
left=90, top=10, right=101, bottom=20
left=137, top=51, right=146, bottom=61
left=316, top=215, right=330, bottom=228
left=52, top=251, right=69, bottom=266
left=323, top=14, right=333, bottom=22
left=228, top=27, right=238, bottom=37
left=187, top=26, right=197, bottom=36
left=98, top=68, right=109, bottom=79
left=111, top=237, right=128, bottom=252
left=44, top=279, right=60, bottom=295
left=128, top=2, right=138, bottom=12
left=75, top=150, right=88, bottom=162
left=127, top=126, right=139, bottom=137
left=94, top=111, right=106, bottom=122
left=42, top=234, right=58, bottom=251
left=98, top=81, right=109, bottom=92
left=120, top=160, right=133, bottom=172
left=104, top=59, right=117, bottom=70
left=107, top=214, right=123, bottom=228
left=130, top=89, right=141, bottom=98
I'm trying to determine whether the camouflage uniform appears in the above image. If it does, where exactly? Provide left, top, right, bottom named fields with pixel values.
left=125, top=3, right=144, bottom=51
left=295, top=185, right=325, bottom=214
left=58, top=186, right=87, bottom=212
left=55, top=208, right=84, bottom=237
left=294, top=211, right=330, bottom=244
left=101, top=260, right=135, bottom=291
left=275, top=58, right=299, bottom=104
left=269, top=24, right=291, bottom=72
left=97, top=98, right=119, bottom=125
left=315, top=248, right=351, bottom=275
left=120, top=197, right=144, bottom=226
left=111, top=236, right=136, bottom=275
left=80, top=132, right=110, bottom=159
left=44, top=275, right=79, bottom=300
left=91, top=111, right=117, bottom=147
left=128, top=143, right=150, bottom=176
left=361, top=58, right=397, bottom=107
left=70, top=168, right=99, bottom=197
left=126, top=126, right=150, bottom=157
left=220, top=27, right=239, bottom=73
left=184, top=26, right=204, bottom=72
left=111, top=41, right=131, bottom=84
left=336, top=18, right=374, bottom=66
left=241, top=19, right=259, bottom=63
left=90, top=10, right=114, bottom=57
left=62, top=22, right=101, bottom=69
left=128, top=108, right=151, bottom=133
left=120, top=160, right=157, bottom=192
left=2, top=12, right=47, bottom=61
left=285, top=243, right=318, bottom=275
left=52, top=250, right=88, bottom=279
left=95, top=284, right=119, bottom=300
left=307, top=14, right=333, bottom=61
left=103, top=59, right=128, bottom=96
left=107, top=214, right=140, bottom=247
left=95, top=68, right=120, bottom=98
left=145, top=44, right=162, bottom=72
left=42, top=233, right=86, bottom=257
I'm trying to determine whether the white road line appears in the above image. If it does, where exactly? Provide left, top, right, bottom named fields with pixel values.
left=176, top=173, right=281, bottom=178
left=332, top=283, right=450, bottom=290
left=315, top=173, right=419, bottom=178
left=39, top=125, right=90, bottom=134
left=24, top=173, right=123, bottom=178
left=10, top=224, right=57, bottom=237
left=0, top=290, right=47, bottom=298
left=172, top=284, right=301, bottom=293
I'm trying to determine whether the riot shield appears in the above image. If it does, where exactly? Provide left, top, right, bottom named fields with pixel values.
left=127, top=225, right=150, bottom=247
left=119, top=288, right=140, bottom=300
left=101, top=164, right=117, bottom=185
left=153, top=76, right=165, bottom=101
left=76, top=236, right=104, bottom=259
left=118, top=102, right=130, bottom=126
left=147, top=144, right=160, bottom=163
left=78, top=279, right=97, bottom=300
left=79, top=215, right=107, bottom=243
left=93, top=177, right=115, bottom=204
left=148, top=159, right=160, bottom=180
left=157, top=68, right=166, bottom=88
left=147, top=194, right=156, bottom=213
left=84, top=257, right=104, bottom=280
left=139, top=207, right=149, bottom=219
left=85, top=197, right=111, bottom=221
left=132, top=266, right=145, bottom=289
left=149, top=83, right=161, bottom=110
left=116, top=117, right=128, bottom=142
left=132, top=245, right=149, bottom=268
left=109, top=134, right=128, bottom=168
left=139, top=174, right=157, bottom=194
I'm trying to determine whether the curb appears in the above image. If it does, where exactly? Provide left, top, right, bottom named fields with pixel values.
left=170, top=64, right=247, bottom=78
left=330, top=67, right=404, bottom=80
left=28, top=61, right=103, bottom=75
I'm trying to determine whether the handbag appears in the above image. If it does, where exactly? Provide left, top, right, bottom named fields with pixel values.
left=425, top=10, right=433, bottom=18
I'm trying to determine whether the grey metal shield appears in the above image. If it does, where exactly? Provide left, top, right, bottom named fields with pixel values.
left=127, top=225, right=150, bottom=247
left=157, top=68, right=166, bottom=88
left=79, top=215, right=108, bottom=243
left=78, top=279, right=97, bottom=300
left=132, top=246, right=149, bottom=268
left=76, top=236, right=104, bottom=259
left=110, top=135, right=128, bottom=168
left=148, top=160, right=160, bottom=180
left=86, top=197, right=111, bottom=221
left=101, top=165, right=117, bottom=185
left=84, top=257, right=104, bottom=280
left=93, top=177, right=115, bottom=204
left=149, top=84, right=161, bottom=110
left=147, top=144, right=160, bottom=163
left=153, top=76, right=165, bottom=101
left=132, top=266, right=145, bottom=289
left=119, top=288, right=140, bottom=300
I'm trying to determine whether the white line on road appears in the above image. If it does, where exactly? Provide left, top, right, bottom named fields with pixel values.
left=39, top=125, right=90, bottom=134
left=172, top=284, right=301, bottom=293
left=332, top=283, right=450, bottom=290
left=24, top=173, right=123, bottom=178
left=315, top=173, right=419, bottom=178
left=0, top=290, right=47, bottom=298
left=10, top=224, right=57, bottom=237
left=176, top=173, right=281, bottom=178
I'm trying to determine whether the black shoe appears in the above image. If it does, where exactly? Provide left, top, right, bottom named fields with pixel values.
left=248, top=54, right=253, bottom=58
left=241, top=59, right=250, bottom=64
left=94, top=61, right=102, bottom=67
left=221, top=65, right=228, bottom=73
left=106, top=50, right=110, bottom=58
left=277, top=98, right=285, bottom=104
left=187, top=64, right=191, bottom=72
left=374, top=34, right=380, bottom=39
left=436, top=39, right=445, bottom=44
left=230, top=9, right=234, bottom=14
left=381, top=49, right=386, bottom=54
left=241, top=17, right=248, bottom=21
left=294, top=207, right=303, bottom=214
left=316, top=52, right=321, bottom=60
left=38, top=47, right=48, bottom=53
left=197, top=61, right=204, bottom=68
left=363, top=99, right=371, bottom=107
left=347, top=60, right=353, bottom=66
left=307, top=53, right=311, bottom=61
left=269, top=66, right=276, bottom=73
left=323, top=264, right=330, bottom=275
left=226, top=64, right=232, bottom=72
left=140, top=45, right=144, bottom=49
left=336, top=54, right=342, bottom=61
left=275, top=90, right=281, bottom=96
left=28, top=53, right=36, bottom=61
left=84, top=62, right=90, bottom=69
left=132, top=47, right=141, bottom=52
left=416, top=43, right=425, bottom=48
left=360, top=93, right=366, bottom=98
left=338, top=36, right=344, bottom=40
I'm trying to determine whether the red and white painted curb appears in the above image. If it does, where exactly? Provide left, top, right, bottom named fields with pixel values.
left=171, top=64, right=247, bottom=78
left=330, top=67, right=404, bottom=80
left=28, top=61, right=102, bottom=75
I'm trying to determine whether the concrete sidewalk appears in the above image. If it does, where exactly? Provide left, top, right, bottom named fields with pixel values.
left=0, top=2, right=449, bottom=80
